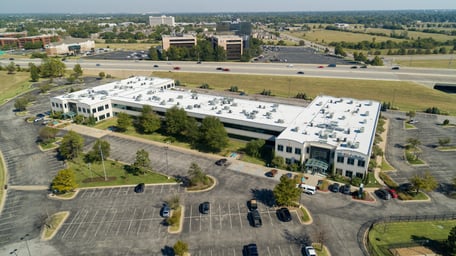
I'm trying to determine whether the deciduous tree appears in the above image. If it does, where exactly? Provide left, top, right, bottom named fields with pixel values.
left=245, top=139, right=265, bottom=158
left=137, top=105, right=161, bottom=134
left=273, top=175, right=301, bottom=207
left=133, top=149, right=150, bottom=175
left=29, top=63, right=40, bottom=82
left=165, top=106, right=188, bottom=136
left=73, top=64, right=83, bottom=78
left=51, top=169, right=78, bottom=193
left=173, top=240, right=189, bottom=256
left=86, top=139, right=110, bottom=162
left=198, top=116, right=228, bottom=152
left=39, top=126, right=58, bottom=142
left=59, top=130, right=84, bottom=160
left=116, top=112, right=131, bottom=132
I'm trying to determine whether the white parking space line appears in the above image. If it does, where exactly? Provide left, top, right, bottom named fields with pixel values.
left=267, top=209, right=274, bottom=226
left=289, top=245, right=295, bottom=256
left=199, top=208, right=202, bottom=232
left=189, top=205, right=192, bottom=232
left=160, top=184, right=164, bottom=194
left=219, top=203, right=222, bottom=230
left=116, top=187, right=122, bottom=196
left=137, top=208, right=147, bottom=235
left=71, top=210, right=90, bottom=239
left=237, top=202, right=243, bottom=229
left=127, top=208, right=137, bottom=233
left=61, top=209, right=83, bottom=239
left=79, top=190, right=88, bottom=199
left=104, top=209, right=117, bottom=235
left=81, top=209, right=99, bottom=238
left=267, top=246, right=272, bottom=256
left=93, top=209, right=108, bottom=237
left=278, top=245, right=283, bottom=256
left=106, top=188, right=114, bottom=197
left=209, top=205, right=212, bottom=231
left=228, top=202, right=233, bottom=229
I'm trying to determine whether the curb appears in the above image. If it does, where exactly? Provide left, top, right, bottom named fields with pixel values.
left=185, top=175, right=217, bottom=193
left=41, top=211, right=70, bottom=241
left=168, top=205, right=185, bottom=234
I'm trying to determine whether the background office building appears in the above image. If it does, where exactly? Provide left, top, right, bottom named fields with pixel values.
left=212, top=35, right=243, bottom=60
left=51, top=76, right=380, bottom=179
left=149, top=15, right=175, bottom=27
left=162, top=35, right=197, bottom=51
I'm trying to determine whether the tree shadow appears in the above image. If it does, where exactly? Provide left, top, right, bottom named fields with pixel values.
left=173, top=174, right=190, bottom=187
left=250, top=188, right=275, bottom=207
left=410, top=235, right=447, bottom=255
left=161, top=245, right=175, bottom=256
left=282, top=228, right=311, bottom=247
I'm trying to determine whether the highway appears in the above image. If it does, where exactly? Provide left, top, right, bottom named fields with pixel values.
left=5, top=58, right=456, bottom=86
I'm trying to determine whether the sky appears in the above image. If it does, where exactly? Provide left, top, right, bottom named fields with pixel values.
left=1, top=0, right=456, bottom=14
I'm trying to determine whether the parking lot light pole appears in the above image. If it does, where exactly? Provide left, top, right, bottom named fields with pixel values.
left=20, top=234, right=31, bottom=256
left=164, top=146, right=169, bottom=173
left=9, top=249, right=18, bottom=256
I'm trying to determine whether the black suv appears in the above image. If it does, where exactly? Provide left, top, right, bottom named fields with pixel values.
left=199, top=202, right=210, bottom=214
left=341, top=184, right=351, bottom=195
left=277, top=207, right=292, bottom=222
left=243, top=243, right=259, bottom=256
left=134, top=183, right=145, bottom=193
left=215, top=158, right=229, bottom=166
left=249, top=210, right=262, bottom=227
left=330, top=183, right=340, bottom=193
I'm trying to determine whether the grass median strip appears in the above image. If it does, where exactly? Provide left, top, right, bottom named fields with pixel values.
left=42, top=211, right=70, bottom=240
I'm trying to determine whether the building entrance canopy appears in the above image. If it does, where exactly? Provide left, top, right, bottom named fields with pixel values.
left=305, top=158, right=329, bottom=175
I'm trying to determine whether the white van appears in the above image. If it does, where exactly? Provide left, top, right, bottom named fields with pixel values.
left=301, top=184, right=316, bottom=195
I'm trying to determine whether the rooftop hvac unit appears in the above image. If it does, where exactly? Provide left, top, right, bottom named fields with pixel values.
left=177, top=95, right=183, bottom=99
left=160, top=100, right=166, bottom=105
left=217, top=110, right=222, bottom=114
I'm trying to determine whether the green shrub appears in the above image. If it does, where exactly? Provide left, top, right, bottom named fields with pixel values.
left=379, top=172, right=398, bottom=188
left=351, top=177, right=362, bottom=187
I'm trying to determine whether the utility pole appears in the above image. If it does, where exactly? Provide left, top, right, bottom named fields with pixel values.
left=99, top=143, right=107, bottom=181
left=20, top=234, right=31, bottom=256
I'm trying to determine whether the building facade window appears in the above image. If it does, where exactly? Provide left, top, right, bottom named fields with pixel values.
left=106, top=113, right=110, bottom=118
left=285, top=158, right=292, bottom=164
left=337, top=156, right=344, bottom=163
left=286, top=146, right=292, bottom=153
left=78, top=107, right=81, bottom=112
left=335, top=168, right=343, bottom=175
left=97, top=106, right=104, bottom=112
left=357, top=160, right=365, bottom=167
left=105, top=104, right=109, bottom=109
left=355, top=173, right=364, bottom=179
left=295, top=148, right=301, bottom=155
left=51, top=102, right=55, bottom=107
left=347, top=158, right=355, bottom=165
left=306, top=147, right=310, bottom=153
left=345, top=170, right=353, bottom=178
left=92, top=108, right=96, bottom=113
left=277, top=145, right=284, bottom=151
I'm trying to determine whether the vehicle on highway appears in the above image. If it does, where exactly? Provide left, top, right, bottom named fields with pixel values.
left=351, top=65, right=358, bottom=69
left=341, top=184, right=351, bottom=195
left=388, top=188, right=398, bottom=199
left=361, top=65, right=368, bottom=68
left=173, top=66, right=180, bottom=70
left=153, top=64, right=159, bottom=68
left=199, top=202, right=210, bottom=214
left=297, top=71, right=305, bottom=74
left=9, top=57, right=14, bottom=60
left=392, top=66, right=400, bottom=70
left=216, top=67, right=223, bottom=70
left=287, top=64, right=294, bottom=68
left=243, top=244, right=259, bottom=256
left=330, top=183, right=340, bottom=193
left=277, top=207, right=292, bottom=222
left=215, top=158, right=229, bottom=166
left=303, top=246, right=317, bottom=256
left=376, top=189, right=392, bottom=200
left=249, top=210, right=262, bottom=227
left=161, top=204, right=171, bottom=217
left=134, top=183, right=145, bottom=193
left=248, top=199, right=258, bottom=211
left=318, top=65, right=324, bottom=68
left=328, top=63, right=337, bottom=67
left=197, top=61, right=202, bottom=64
left=223, top=68, right=230, bottom=71
left=96, top=63, right=101, bottom=66
left=265, top=169, right=278, bottom=177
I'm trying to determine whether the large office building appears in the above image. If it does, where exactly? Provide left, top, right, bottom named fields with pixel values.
left=46, top=40, right=95, bottom=56
left=212, top=35, right=243, bottom=60
left=149, top=15, right=175, bottom=27
left=50, top=76, right=380, bottom=179
left=162, top=35, right=197, bottom=51
left=0, top=33, right=58, bottom=49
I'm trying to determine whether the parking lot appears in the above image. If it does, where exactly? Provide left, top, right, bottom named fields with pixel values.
left=258, top=46, right=352, bottom=65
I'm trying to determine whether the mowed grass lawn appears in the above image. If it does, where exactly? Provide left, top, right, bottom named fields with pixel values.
left=152, top=72, right=456, bottom=115
left=285, top=30, right=402, bottom=43
left=95, top=42, right=158, bottom=51
left=68, top=157, right=176, bottom=188
left=0, top=71, right=32, bottom=104
left=369, top=220, right=456, bottom=255
left=396, top=59, right=456, bottom=69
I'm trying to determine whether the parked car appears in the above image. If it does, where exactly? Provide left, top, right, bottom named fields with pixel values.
left=215, top=158, right=229, bottom=166
left=249, top=210, right=262, bottom=227
left=265, top=169, right=278, bottom=177
left=360, top=65, right=368, bottom=68
left=330, top=183, right=340, bottom=193
left=199, top=202, right=210, bottom=214
left=399, top=183, right=413, bottom=191
left=134, top=183, right=145, bottom=193
left=376, top=189, right=392, bottom=200
left=96, top=63, right=101, bottom=66
left=161, top=204, right=171, bottom=217
left=248, top=199, right=258, bottom=211
left=388, top=188, right=398, bottom=199
left=243, top=243, right=259, bottom=256
left=301, top=184, right=316, bottom=195
left=197, top=61, right=202, bottom=64
left=277, top=207, right=292, bottom=222
left=341, top=184, right=351, bottom=195
left=303, top=246, right=317, bottom=256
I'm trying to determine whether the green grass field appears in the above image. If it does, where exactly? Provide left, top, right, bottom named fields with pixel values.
left=0, top=71, right=32, bottom=105
left=396, top=59, right=456, bottom=69
left=285, top=30, right=403, bottom=44
left=95, top=42, right=158, bottom=51
left=152, top=72, right=456, bottom=115
left=369, top=220, right=455, bottom=255
left=67, top=157, right=176, bottom=188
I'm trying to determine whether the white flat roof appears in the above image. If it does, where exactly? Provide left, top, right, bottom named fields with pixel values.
left=53, top=76, right=380, bottom=155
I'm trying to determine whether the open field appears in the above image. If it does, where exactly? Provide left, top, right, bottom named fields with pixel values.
left=395, top=59, right=456, bottom=69
left=369, top=220, right=456, bottom=256
left=152, top=72, right=456, bottom=115
left=0, top=71, right=32, bottom=104
left=362, top=27, right=456, bottom=42
left=285, top=30, right=403, bottom=44
left=94, top=42, right=158, bottom=51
